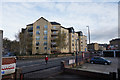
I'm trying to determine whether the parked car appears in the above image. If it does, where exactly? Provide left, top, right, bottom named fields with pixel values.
left=90, top=57, right=111, bottom=65
left=2, top=52, right=16, bottom=57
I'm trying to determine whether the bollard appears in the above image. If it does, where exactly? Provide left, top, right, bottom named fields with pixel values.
left=112, top=72, right=116, bottom=80
left=20, top=74, right=24, bottom=80
left=61, top=61, right=65, bottom=70
left=118, top=69, right=120, bottom=80
left=15, top=68, right=22, bottom=80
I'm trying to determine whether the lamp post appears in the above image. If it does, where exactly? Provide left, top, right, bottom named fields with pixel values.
left=76, top=38, right=79, bottom=66
left=0, top=30, right=3, bottom=80
left=86, top=26, right=90, bottom=44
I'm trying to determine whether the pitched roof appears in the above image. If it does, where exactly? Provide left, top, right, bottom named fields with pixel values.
left=27, top=23, right=33, bottom=26
left=50, top=22, right=61, bottom=25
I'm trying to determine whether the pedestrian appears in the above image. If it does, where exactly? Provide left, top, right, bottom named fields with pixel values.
left=45, top=55, right=48, bottom=64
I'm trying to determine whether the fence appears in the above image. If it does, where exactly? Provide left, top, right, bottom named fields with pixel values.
left=17, top=54, right=73, bottom=60
left=61, top=53, right=90, bottom=68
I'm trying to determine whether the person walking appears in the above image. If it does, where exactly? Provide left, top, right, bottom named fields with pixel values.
left=45, top=55, right=48, bottom=64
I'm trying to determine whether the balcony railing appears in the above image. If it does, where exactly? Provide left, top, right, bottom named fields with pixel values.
left=51, top=37, right=58, bottom=40
left=51, top=28, right=59, bottom=31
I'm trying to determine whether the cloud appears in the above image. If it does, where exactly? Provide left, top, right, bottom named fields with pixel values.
left=2, top=0, right=120, bottom=2
left=1, top=2, right=118, bottom=44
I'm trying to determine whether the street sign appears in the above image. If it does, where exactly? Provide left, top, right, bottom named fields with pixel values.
left=69, top=59, right=75, bottom=64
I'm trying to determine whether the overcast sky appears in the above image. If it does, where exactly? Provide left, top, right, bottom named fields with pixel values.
left=0, top=0, right=119, bottom=44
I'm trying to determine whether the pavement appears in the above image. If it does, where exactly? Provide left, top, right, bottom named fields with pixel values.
left=73, top=57, right=118, bottom=74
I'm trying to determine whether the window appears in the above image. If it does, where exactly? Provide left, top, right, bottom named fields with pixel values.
left=36, top=26, right=40, bottom=29
left=44, top=42, right=47, bottom=45
left=36, top=36, right=40, bottom=40
left=44, top=47, right=47, bottom=50
left=44, top=30, right=47, bottom=35
left=72, top=39, right=74, bottom=42
left=36, top=42, right=39, bottom=46
left=28, top=27, right=33, bottom=32
left=53, top=47, right=56, bottom=49
left=72, top=43, right=74, bottom=46
left=44, top=25, right=48, bottom=29
left=36, top=31, right=40, bottom=35
left=72, top=29, right=74, bottom=33
left=36, top=47, right=39, bottom=49
left=44, top=36, right=47, bottom=40
left=53, top=26, right=56, bottom=29
left=53, top=36, right=56, bottom=39
left=29, top=32, right=33, bottom=36
left=72, top=35, right=74, bottom=38
left=53, top=31, right=56, bottom=34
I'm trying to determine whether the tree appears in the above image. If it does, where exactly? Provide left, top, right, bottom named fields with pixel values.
left=54, top=30, right=67, bottom=52
left=25, top=32, right=32, bottom=55
left=3, top=37, right=19, bottom=55
left=15, top=30, right=33, bottom=55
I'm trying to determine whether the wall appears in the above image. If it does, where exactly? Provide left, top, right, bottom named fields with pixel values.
left=32, top=17, right=51, bottom=54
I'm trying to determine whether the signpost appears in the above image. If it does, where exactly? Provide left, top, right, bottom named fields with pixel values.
left=0, top=30, right=3, bottom=80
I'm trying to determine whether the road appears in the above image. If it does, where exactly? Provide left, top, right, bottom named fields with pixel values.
left=16, top=56, right=76, bottom=78
left=17, top=56, right=74, bottom=68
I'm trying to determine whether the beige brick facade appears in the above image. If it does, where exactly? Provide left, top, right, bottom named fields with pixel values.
left=23, top=17, right=88, bottom=54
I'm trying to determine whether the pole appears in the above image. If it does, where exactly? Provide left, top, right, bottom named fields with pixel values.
left=76, top=39, right=77, bottom=66
left=0, top=30, right=3, bottom=80
left=87, top=26, right=90, bottom=44
left=76, top=39, right=79, bottom=66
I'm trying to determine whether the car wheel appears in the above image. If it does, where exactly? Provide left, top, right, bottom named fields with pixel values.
left=104, top=62, right=108, bottom=65
left=91, top=61, right=94, bottom=64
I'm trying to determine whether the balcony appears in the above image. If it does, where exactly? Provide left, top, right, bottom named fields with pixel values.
left=51, top=28, right=59, bottom=31
left=51, top=48, right=58, bottom=51
left=51, top=33, right=58, bottom=36
left=51, top=42, right=57, bottom=47
left=51, top=37, right=58, bottom=40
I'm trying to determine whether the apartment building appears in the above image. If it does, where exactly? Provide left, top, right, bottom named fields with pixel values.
left=88, top=43, right=99, bottom=51
left=109, top=38, right=120, bottom=50
left=77, top=31, right=87, bottom=52
left=23, top=17, right=87, bottom=54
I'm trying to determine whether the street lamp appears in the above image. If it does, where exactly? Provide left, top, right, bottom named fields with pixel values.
left=76, top=38, right=79, bottom=66
left=86, top=26, right=90, bottom=44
